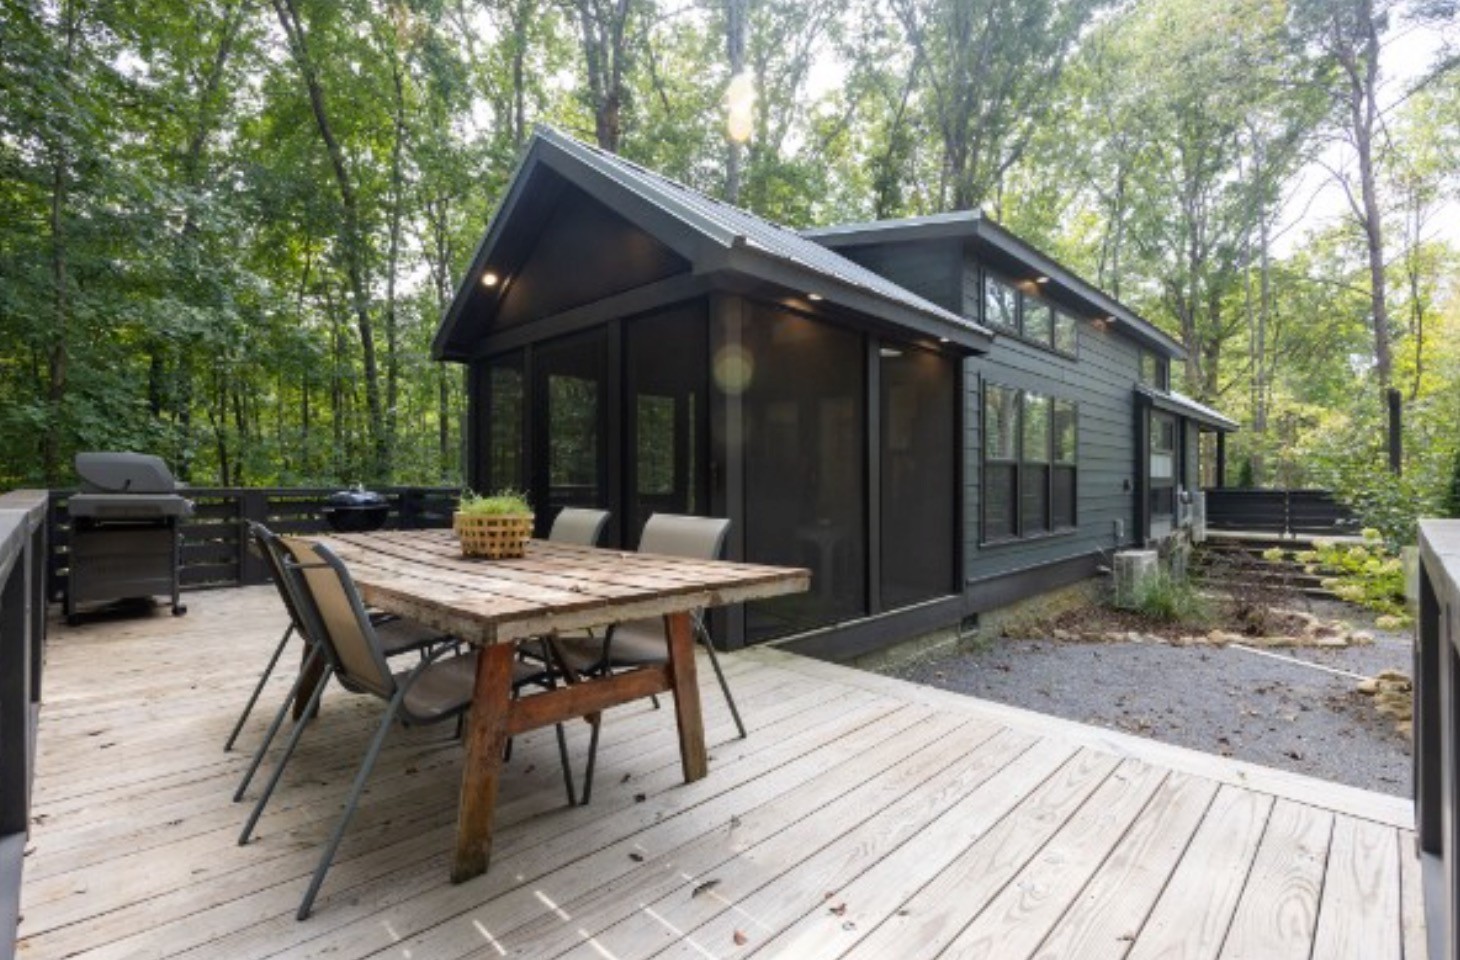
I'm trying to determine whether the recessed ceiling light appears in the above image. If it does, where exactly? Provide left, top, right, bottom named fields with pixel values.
left=1034, top=276, right=1050, bottom=284
left=481, top=271, right=500, bottom=288
left=879, top=347, right=903, bottom=358
left=938, top=337, right=949, bottom=343
left=807, top=292, right=823, bottom=301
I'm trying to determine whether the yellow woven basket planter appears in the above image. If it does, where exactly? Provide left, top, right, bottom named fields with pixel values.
left=453, top=512, right=533, bottom=559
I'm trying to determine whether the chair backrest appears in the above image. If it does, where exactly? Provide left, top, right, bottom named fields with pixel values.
left=549, top=508, right=611, bottom=547
left=638, top=514, right=731, bottom=562
left=278, top=537, right=396, bottom=700
left=249, top=521, right=311, bottom=638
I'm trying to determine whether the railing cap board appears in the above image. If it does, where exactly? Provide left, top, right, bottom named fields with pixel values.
left=1419, top=520, right=1460, bottom=578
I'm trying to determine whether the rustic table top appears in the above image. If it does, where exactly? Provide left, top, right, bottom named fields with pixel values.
left=314, top=529, right=810, bottom=644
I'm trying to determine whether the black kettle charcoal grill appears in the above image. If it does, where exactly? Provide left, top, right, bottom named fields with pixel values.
left=65, top=452, right=193, bottom=625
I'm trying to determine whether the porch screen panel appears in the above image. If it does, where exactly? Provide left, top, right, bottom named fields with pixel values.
left=880, top=345, right=956, bottom=609
left=626, top=304, right=709, bottom=547
left=485, top=352, right=524, bottom=494
left=743, top=306, right=866, bottom=643
left=534, top=330, right=608, bottom=534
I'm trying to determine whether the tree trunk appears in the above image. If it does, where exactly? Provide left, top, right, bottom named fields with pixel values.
left=384, top=52, right=407, bottom=462
left=43, top=3, right=81, bottom=484
left=271, top=0, right=388, bottom=479
left=723, top=0, right=748, bottom=203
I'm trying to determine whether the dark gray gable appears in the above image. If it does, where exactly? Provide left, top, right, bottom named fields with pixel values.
left=433, top=127, right=992, bottom=361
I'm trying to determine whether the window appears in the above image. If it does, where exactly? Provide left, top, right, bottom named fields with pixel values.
left=982, top=273, right=1077, bottom=357
left=1024, top=300, right=1053, bottom=346
left=1021, top=393, right=1050, bottom=532
left=983, top=385, right=1019, bottom=540
left=983, top=383, right=1079, bottom=542
left=1052, top=399, right=1077, bottom=528
left=983, top=277, right=1018, bottom=331
left=1140, top=350, right=1170, bottom=391
left=1054, top=310, right=1077, bottom=354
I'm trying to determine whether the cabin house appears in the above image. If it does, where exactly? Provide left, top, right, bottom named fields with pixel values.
left=432, top=127, right=1238, bottom=660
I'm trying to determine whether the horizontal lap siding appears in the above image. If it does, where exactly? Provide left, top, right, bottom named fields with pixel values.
left=960, top=255, right=1142, bottom=584
left=831, top=240, right=1144, bottom=590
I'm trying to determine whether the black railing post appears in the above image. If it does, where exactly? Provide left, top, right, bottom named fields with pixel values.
left=398, top=487, right=421, bottom=529
left=238, top=490, right=270, bottom=586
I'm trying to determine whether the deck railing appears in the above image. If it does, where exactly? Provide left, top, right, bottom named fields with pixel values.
left=1417, top=518, right=1460, bottom=960
left=1203, top=488, right=1357, bottom=537
left=0, top=490, right=48, bottom=959
left=45, top=485, right=459, bottom=603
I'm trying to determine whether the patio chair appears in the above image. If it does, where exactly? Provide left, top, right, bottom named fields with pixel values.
left=229, top=522, right=450, bottom=802
left=240, top=537, right=576, bottom=920
left=548, top=507, right=611, bottom=546
left=553, top=513, right=745, bottom=803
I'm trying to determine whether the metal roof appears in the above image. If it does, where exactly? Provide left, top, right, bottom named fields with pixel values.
left=804, top=212, right=1187, bottom=360
left=1136, top=385, right=1240, bottom=432
left=433, top=128, right=993, bottom=359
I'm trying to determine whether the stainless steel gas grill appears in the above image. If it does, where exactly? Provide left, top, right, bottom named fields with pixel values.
left=65, top=452, right=194, bottom=625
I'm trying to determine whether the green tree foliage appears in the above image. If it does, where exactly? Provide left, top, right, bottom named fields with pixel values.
left=0, top=0, right=1457, bottom=548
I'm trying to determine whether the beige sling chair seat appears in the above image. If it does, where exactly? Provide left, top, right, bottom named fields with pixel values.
left=228, top=522, right=455, bottom=801
left=551, top=513, right=745, bottom=804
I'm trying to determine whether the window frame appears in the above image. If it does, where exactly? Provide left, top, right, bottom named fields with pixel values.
left=980, top=270, right=1079, bottom=359
left=981, top=381, right=1080, bottom=545
left=1140, top=349, right=1171, bottom=391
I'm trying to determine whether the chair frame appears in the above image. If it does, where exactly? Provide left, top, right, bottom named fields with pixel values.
left=239, top=539, right=574, bottom=920
left=575, top=514, right=744, bottom=803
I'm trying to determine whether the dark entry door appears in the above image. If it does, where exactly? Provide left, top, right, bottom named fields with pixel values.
left=1148, top=411, right=1177, bottom=540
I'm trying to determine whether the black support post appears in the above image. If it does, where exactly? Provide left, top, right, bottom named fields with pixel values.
left=1388, top=387, right=1403, bottom=475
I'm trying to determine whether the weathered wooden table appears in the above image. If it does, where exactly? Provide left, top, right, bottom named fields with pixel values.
left=316, top=529, right=809, bottom=883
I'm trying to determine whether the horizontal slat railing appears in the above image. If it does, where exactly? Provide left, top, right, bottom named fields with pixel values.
left=0, top=490, right=48, bottom=960
left=1417, top=520, right=1460, bottom=960
left=47, top=486, right=458, bottom=600
left=1203, top=488, right=1357, bottom=537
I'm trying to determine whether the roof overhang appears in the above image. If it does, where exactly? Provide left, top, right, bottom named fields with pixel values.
left=805, top=213, right=1187, bottom=361
left=1136, top=385, right=1240, bottom=432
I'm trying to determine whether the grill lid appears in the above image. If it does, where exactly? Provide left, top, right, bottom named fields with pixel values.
left=68, top=493, right=193, bottom=519
left=75, top=452, right=178, bottom=494
left=324, top=485, right=388, bottom=509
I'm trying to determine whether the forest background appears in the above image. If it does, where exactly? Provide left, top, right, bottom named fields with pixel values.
left=3, top=0, right=1459, bottom=541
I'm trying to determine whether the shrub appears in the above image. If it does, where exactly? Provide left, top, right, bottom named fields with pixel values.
left=1127, top=571, right=1210, bottom=624
left=1309, top=531, right=1410, bottom=626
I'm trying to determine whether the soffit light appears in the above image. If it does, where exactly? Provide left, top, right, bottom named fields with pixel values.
left=481, top=271, right=501, bottom=288
left=807, top=292, right=823, bottom=301
left=1034, top=275, right=1050, bottom=284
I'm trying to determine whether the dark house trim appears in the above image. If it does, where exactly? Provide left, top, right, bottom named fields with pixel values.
left=777, top=595, right=964, bottom=663
left=964, top=550, right=1107, bottom=613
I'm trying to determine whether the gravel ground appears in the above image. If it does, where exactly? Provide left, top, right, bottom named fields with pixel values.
left=881, top=599, right=1413, bottom=797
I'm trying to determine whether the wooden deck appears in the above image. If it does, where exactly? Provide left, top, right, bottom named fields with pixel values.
left=17, top=587, right=1423, bottom=959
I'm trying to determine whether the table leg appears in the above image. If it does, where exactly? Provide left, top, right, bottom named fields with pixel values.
left=451, top=642, right=515, bottom=883
left=664, top=611, right=708, bottom=782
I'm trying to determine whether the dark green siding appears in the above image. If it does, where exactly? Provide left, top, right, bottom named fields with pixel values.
left=835, top=241, right=1147, bottom=588
left=962, top=304, right=1142, bottom=582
